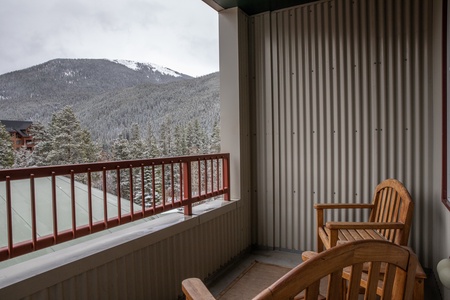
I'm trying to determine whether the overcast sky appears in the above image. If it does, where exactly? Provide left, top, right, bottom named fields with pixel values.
left=0, top=0, right=219, bottom=77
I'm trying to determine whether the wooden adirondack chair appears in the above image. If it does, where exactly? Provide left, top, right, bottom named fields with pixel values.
left=315, top=178, right=414, bottom=252
left=182, top=240, right=418, bottom=300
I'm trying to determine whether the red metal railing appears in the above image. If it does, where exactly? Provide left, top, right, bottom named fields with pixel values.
left=0, top=153, right=230, bottom=261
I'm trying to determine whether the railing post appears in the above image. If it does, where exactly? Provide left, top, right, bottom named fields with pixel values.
left=70, top=170, right=76, bottom=237
left=51, top=172, right=58, bottom=243
left=182, top=161, right=192, bottom=215
left=222, top=155, right=230, bottom=201
left=30, top=174, right=37, bottom=249
left=6, top=177, right=12, bottom=258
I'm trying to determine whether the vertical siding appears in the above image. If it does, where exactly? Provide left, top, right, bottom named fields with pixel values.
left=250, top=0, right=436, bottom=265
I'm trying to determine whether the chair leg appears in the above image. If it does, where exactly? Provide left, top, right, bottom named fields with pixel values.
left=317, top=236, right=324, bottom=252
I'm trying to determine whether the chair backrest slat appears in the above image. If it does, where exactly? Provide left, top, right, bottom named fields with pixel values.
left=368, top=179, right=414, bottom=245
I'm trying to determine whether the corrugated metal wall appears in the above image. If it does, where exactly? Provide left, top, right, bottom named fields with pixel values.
left=1, top=202, right=249, bottom=300
left=250, top=0, right=436, bottom=265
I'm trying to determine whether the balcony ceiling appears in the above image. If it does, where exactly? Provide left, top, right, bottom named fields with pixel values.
left=203, top=0, right=319, bottom=15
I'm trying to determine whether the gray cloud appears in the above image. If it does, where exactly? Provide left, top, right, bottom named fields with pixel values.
left=0, top=0, right=218, bottom=77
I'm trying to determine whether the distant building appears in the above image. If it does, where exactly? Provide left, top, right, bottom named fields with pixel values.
left=0, top=120, right=34, bottom=150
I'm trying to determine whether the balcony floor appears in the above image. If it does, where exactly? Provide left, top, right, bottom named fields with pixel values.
left=205, top=249, right=303, bottom=298
left=203, top=249, right=442, bottom=300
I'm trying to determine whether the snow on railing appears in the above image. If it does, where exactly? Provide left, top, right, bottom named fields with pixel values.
left=0, top=153, right=230, bottom=261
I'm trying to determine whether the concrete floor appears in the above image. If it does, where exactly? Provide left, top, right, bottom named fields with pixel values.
left=206, top=249, right=303, bottom=298
left=203, top=249, right=443, bottom=299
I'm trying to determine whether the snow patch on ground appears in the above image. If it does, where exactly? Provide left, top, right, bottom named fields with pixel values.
left=64, top=70, right=75, bottom=77
left=112, top=59, right=140, bottom=71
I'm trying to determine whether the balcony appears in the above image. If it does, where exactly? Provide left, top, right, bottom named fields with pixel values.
left=0, top=153, right=439, bottom=299
left=0, top=0, right=448, bottom=298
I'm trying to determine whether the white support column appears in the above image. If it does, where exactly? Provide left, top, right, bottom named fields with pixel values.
left=218, top=7, right=250, bottom=201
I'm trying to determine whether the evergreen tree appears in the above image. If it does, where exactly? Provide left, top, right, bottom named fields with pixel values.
left=0, top=123, right=14, bottom=169
left=80, top=128, right=100, bottom=163
left=174, top=124, right=187, bottom=156
left=29, top=122, right=52, bottom=166
left=46, top=106, right=99, bottom=165
left=111, top=134, right=130, bottom=161
left=159, top=115, right=173, bottom=157
left=110, top=134, right=131, bottom=200
left=186, top=119, right=207, bottom=154
left=14, top=146, right=32, bottom=168
left=141, top=123, right=162, bottom=206
left=210, top=120, right=221, bottom=153
left=129, top=123, right=145, bottom=159
left=144, top=122, right=160, bottom=158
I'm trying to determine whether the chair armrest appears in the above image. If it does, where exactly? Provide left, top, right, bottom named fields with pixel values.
left=314, top=203, right=375, bottom=210
left=325, top=222, right=405, bottom=230
left=182, top=278, right=216, bottom=300
left=301, top=250, right=318, bottom=262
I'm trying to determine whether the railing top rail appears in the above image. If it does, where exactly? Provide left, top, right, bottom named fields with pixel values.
left=0, top=153, right=230, bottom=181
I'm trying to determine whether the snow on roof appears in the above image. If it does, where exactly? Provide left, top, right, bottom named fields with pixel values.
left=0, top=176, right=142, bottom=249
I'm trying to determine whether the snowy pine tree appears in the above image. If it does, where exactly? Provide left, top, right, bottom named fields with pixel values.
left=46, top=106, right=99, bottom=165
left=28, top=122, right=52, bottom=166
left=159, top=116, right=173, bottom=157
left=129, top=123, right=145, bottom=159
left=0, top=123, right=14, bottom=169
left=13, top=146, right=32, bottom=168
left=210, top=120, right=221, bottom=153
left=144, top=123, right=160, bottom=158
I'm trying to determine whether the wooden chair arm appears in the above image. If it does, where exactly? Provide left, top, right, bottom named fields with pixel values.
left=314, top=203, right=375, bottom=210
left=182, top=278, right=216, bottom=300
left=325, top=222, right=405, bottom=230
left=301, top=250, right=318, bottom=262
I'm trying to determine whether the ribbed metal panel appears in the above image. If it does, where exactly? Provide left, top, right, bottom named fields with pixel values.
left=250, top=0, right=436, bottom=265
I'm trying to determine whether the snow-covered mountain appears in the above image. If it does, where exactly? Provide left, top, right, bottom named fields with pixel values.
left=109, top=59, right=183, bottom=79
left=0, top=58, right=219, bottom=144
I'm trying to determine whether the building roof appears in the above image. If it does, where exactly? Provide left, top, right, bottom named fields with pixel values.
left=0, top=176, right=142, bottom=251
left=202, top=0, right=318, bottom=15
left=0, top=120, right=33, bottom=137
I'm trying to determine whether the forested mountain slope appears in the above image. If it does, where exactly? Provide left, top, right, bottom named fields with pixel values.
left=0, top=59, right=219, bottom=146
left=78, top=72, right=219, bottom=143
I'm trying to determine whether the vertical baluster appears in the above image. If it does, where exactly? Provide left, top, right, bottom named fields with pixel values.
left=116, top=166, right=121, bottom=223
left=129, top=165, right=134, bottom=218
left=102, top=167, right=108, bottom=227
left=170, top=161, right=174, bottom=205
left=51, top=172, right=58, bottom=243
left=216, top=158, right=220, bottom=192
left=210, top=158, right=214, bottom=194
left=162, top=162, right=166, bottom=209
left=204, top=158, right=208, bottom=195
left=141, top=165, right=145, bottom=215
left=179, top=161, right=183, bottom=203
left=87, top=169, right=93, bottom=232
left=198, top=159, right=201, bottom=197
left=70, top=170, right=76, bottom=237
left=6, top=177, right=13, bottom=257
left=30, top=174, right=37, bottom=249
left=152, top=164, right=156, bottom=211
